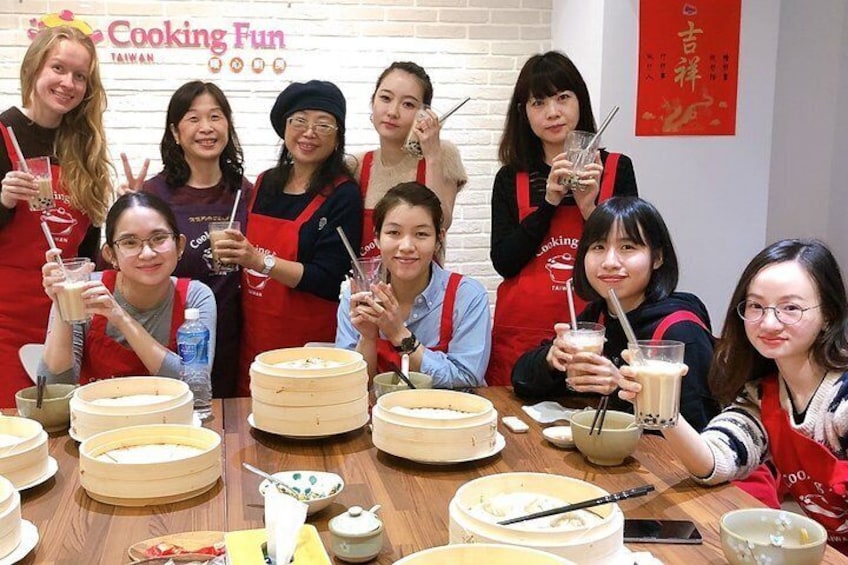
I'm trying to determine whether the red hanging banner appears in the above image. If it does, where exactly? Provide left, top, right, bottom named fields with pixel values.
left=636, top=0, right=741, bottom=136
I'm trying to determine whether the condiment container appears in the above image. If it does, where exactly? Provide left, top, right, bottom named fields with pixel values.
left=328, top=504, right=384, bottom=563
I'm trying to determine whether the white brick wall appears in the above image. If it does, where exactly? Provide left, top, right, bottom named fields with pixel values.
left=0, top=0, right=553, bottom=306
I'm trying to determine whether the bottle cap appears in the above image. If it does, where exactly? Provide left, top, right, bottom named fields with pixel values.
left=184, top=308, right=200, bottom=320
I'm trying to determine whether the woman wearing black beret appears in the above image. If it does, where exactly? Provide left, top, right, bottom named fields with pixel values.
left=212, top=79, right=363, bottom=395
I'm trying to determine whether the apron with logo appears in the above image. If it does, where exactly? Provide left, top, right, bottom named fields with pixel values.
left=0, top=123, right=90, bottom=406
left=144, top=178, right=249, bottom=398
left=79, top=271, right=188, bottom=384
left=486, top=156, right=619, bottom=386
left=358, top=151, right=426, bottom=258
left=762, top=375, right=848, bottom=554
left=238, top=176, right=342, bottom=396
left=375, top=272, right=461, bottom=373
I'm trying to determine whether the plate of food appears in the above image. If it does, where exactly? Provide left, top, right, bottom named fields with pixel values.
left=127, top=531, right=225, bottom=562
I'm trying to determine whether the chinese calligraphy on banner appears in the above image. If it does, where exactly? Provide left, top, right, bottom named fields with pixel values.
left=636, top=0, right=741, bottom=136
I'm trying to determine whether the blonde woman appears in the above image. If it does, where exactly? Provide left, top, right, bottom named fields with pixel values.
left=0, top=26, right=111, bottom=406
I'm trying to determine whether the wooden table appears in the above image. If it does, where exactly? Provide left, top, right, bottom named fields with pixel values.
left=10, top=389, right=848, bottom=564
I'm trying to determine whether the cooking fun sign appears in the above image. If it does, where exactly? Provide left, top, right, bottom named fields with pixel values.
left=26, top=10, right=287, bottom=75
left=537, top=235, right=579, bottom=292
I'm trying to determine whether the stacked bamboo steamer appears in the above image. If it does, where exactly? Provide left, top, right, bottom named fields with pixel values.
left=79, top=424, right=221, bottom=507
left=448, top=473, right=626, bottom=565
left=0, top=475, right=22, bottom=559
left=0, top=416, right=49, bottom=489
left=394, top=544, right=575, bottom=564
left=249, top=347, right=369, bottom=437
left=371, top=389, right=498, bottom=463
left=70, top=376, right=193, bottom=441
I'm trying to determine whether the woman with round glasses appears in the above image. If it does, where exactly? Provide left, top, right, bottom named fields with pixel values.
left=618, top=239, right=848, bottom=552
left=210, top=80, right=362, bottom=395
left=39, top=192, right=216, bottom=384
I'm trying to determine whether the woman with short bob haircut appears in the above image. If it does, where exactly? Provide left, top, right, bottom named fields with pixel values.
left=513, top=197, right=718, bottom=432
left=619, top=238, right=848, bottom=553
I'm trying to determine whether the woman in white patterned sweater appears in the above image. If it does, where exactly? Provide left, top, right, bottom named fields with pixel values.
left=619, top=239, right=848, bottom=554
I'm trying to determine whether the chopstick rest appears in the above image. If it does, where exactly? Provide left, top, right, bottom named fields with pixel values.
left=497, top=484, right=655, bottom=526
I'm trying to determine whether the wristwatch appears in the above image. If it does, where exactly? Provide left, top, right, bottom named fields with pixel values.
left=260, top=254, right=276, bottom=275
left=393, top=331, right=420, bottom=354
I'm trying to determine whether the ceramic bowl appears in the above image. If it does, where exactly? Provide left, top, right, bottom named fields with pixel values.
left=569, top=409, right=641, bottom=466
left=720, top=508, right=827, bottom=565
left=15, top=384, right=76, bottom=432
left=372, top=371, right=433, bottom=398
left=258, top=470, right=344, bottom=515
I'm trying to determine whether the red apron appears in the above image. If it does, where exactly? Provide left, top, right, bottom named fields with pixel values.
left=238, top=176, right=342, bottom=396
left=0, top=123, right=90, bottom=406
left=79, top=271, right=188, bottom=384
left=486, top=156, right=619, bottom=386
left=375, top=272, right=461, bottom=373
left=762, top=375, right=848, bottom=553
left=358, top=151, right=426, bottom=258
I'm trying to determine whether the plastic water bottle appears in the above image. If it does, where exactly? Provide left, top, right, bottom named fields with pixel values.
left=177, top=308, right=212, bottom=420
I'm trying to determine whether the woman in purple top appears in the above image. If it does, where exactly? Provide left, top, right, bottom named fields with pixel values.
left=139, top=81, right=251, bottom=397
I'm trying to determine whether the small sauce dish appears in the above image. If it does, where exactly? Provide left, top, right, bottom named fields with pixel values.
left=543, top=426, right=575, bottom=449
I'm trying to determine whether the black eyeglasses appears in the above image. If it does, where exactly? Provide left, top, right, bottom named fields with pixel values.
left=736, top=300, right=821, bottom=325
left=113, top=232, right=176, bottom=256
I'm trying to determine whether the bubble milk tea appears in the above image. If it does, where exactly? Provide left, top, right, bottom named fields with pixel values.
left=56, top=280, right=88, bottom=323
left=631, top=359, right=685, bottom=429
left=561, top=322, right=605, bottom=354
left=28, top=177, right=55, bottom=212
left=208, top=221, right=239, bottom=274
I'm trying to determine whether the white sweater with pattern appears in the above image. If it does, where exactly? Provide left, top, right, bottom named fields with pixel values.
left=696, top=371, right=848, bottom=485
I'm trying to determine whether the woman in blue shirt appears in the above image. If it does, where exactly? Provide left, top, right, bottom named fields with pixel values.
left=336, top=182, right=490, bottom=388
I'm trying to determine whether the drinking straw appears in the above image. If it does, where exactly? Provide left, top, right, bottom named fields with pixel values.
left=566, top=279, right=578, bottom=329
left=587, top=105, right=620, bottom=151
left=401, top=353, right=410, bottom=378
left=40, top=221, right=67, bottom=277
left=226, top=189, right=242, bottom=230
left=7, top=127, right=29, bottom=173
left=437, top=96, right=471, bottom=124
left=336, top=226, right=367, bottom=282
left=607, top=288, right=642, bottom=364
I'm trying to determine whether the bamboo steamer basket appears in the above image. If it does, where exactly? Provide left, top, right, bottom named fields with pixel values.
left=252, top=394, right=369, bottom=437
left=250, top=347, right=368, bottom=406
left=0, top=475, right=22, bottom=559
left=0, top=416, right=49, bottom=488
left=70, top=377, right=193, bottom=441
left=250, top=347, right=369, bottom=437
left=79, top=424, right=221, bottom=507
left=371, top=390, right=497, bottom=462
left=448, top=473, right=625, bottom=565
left=395, top=543, right=575, bottom=565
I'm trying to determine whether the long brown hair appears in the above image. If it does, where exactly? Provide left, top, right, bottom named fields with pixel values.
left=21, top=26, right=111, bottom=225
left=709, top=239, right=848, bottom=404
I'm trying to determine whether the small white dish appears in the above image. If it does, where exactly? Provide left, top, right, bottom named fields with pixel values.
left=406, top=433, right=506, bottom=465
left=258, top=470, right=344, bottom=515
left=542, top=426, right=575, bottom=449
left=16, top=457, right=58, bottom=492
left=522, top=401, right=575, bottom=424
left=0, top=520, right=38, bottom=564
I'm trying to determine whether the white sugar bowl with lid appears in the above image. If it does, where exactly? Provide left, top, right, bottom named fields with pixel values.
left=329, top=504, right=384, bottom=563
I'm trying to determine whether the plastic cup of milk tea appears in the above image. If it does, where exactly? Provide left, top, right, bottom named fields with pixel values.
left=208, top=220, right=240, bottom=274
left=627, top=340, right=686, bottom=430
left=55, top=258, right=92, bottom=324
left=16, top=156, right=55, bottom=212
left=560, top=322, right=605, bottom=354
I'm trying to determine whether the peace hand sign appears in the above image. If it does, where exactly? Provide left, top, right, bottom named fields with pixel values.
left=117, top=152, right=151, bottom=196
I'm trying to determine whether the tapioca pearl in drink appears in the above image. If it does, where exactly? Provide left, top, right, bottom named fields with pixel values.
left=633, top=359, right=684, bottom=429
left=208, top=230, right=236, bottom=273
left=56, top=280, right=88, bottom=323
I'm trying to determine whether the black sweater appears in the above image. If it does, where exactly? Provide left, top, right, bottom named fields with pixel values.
left=512, top=292, right=720, bottom=432
left=490, top=150, right=637, bottom=278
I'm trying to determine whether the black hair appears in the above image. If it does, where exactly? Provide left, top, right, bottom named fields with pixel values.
left=104, top=192, right=181, bottom=245
left=372, top=62, right=434, bottom=107
left=573, top=197, right=678, bottom=303
left=373, top=182, right=444, bottom=246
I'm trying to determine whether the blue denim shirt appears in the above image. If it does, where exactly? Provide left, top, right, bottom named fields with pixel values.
left=335, top=262, right=491, bottom=389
